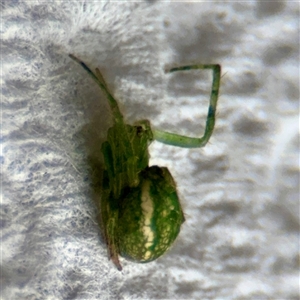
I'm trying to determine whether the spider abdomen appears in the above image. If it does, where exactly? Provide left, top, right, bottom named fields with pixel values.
left=118, top=166, right=184, bottom=262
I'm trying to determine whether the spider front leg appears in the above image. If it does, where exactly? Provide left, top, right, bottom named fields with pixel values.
left=152, top=64, right=221, bottom=148
left=69, top=54, right=124, bottom=124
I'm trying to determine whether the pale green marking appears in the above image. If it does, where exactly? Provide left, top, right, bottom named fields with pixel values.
left=144, top=250, right=152, bottom=260
left=141, top=180, right=155, bottom=255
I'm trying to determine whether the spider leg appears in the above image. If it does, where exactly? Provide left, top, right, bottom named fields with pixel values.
left=152, top=64, right=221, bottom=148
left=69, top=54, right=123, bottom=124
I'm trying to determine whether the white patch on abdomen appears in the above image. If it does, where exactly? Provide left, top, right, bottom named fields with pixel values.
left=141, top=180, right=155, bottom=259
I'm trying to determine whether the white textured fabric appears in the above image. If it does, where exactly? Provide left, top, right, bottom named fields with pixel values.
left=2, top=2, right=299, bottom=299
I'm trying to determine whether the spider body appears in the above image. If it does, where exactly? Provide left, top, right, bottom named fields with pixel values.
left=69, top=54, right=221, bottom=270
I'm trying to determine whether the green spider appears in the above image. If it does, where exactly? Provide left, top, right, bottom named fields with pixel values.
left=69, top=54, right=221, bottom=270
